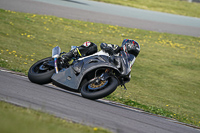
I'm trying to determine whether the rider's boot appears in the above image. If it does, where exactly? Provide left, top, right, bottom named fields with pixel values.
left=62, top=50, right=74, bottom=62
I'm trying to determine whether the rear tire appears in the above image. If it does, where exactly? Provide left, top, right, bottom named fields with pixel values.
left=28, top=57, right=55, bottom=84
left=81, top=76, right=118, bottom=100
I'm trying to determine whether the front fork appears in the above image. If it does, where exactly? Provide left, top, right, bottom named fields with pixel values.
left=54, top=58, right=59, bottom=74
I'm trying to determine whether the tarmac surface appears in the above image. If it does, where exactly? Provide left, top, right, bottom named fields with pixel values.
left=0, top=70, right=200, bottom=133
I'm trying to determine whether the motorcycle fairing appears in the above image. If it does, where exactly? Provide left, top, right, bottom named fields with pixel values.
left=51, top=55, right=120, bottom=91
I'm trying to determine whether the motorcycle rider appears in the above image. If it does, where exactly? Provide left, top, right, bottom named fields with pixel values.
left=62, top=39, right=140, bottom=65
left=100, top=39, right=140, bottom=70
left=100, top=39, right=140, bottom=57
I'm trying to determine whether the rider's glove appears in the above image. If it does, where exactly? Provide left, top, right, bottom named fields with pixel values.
left=113, top=46, right=121, bottom=54
left=105, top=47, right=114, bottom=55
left=100, top=43, right=114, bottom=55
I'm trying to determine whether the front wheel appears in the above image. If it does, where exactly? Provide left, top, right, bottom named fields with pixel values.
left=28, top=57, right=55, bottom=84
left=81, top=76, right=118, bottom=100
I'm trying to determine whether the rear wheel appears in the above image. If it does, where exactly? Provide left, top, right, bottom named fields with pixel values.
left=28, top=57, right=55, bottom=84
left=81, top=76, right=118, bottom=100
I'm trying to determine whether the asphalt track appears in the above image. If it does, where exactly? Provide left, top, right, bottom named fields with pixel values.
left=0, top=0, right=200, bottom=133
left=0, top=70, right=200, bottom=133
left=0, top=0, right=200, bottom=37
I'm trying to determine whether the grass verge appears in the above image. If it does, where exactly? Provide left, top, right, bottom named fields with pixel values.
left=0, top=101, right=110, bottom=133
left=0, top=9, right=200, bottom=127
left=92, top=0, right=200, bottom=18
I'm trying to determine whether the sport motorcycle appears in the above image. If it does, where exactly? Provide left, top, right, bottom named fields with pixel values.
left=28, top=45, right=136, bottom=100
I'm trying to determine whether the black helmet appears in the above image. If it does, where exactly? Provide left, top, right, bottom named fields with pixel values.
left=121, top=39, right=140, bottom=57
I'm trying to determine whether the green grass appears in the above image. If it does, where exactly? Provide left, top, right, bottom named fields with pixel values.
left=92, top=0, right=200, bottom=18
left=0, top=101, right=110, bottom=133
left=0, top=9, right=200, bottom=127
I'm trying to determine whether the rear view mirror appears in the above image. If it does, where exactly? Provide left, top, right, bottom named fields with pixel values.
left=52, top=46, right=61, bottom=58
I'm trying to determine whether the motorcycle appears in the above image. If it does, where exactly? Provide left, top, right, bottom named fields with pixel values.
left=28, top=45, right=136, bottom=100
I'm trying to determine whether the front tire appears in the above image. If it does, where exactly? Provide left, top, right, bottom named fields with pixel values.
left=28, top=57, right=55, bottom=84
left=81, top=76, right=118, bottom=100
